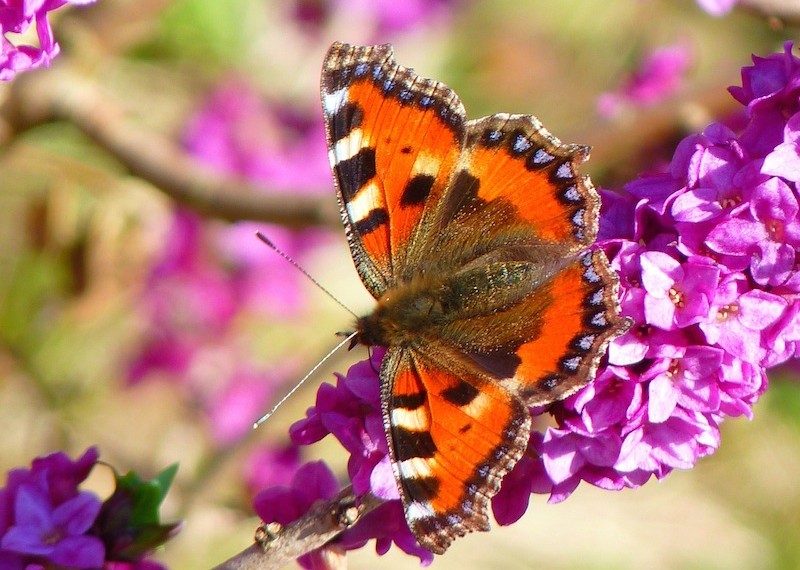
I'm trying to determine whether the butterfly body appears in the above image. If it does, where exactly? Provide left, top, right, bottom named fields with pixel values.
left=322, top=42, right=627, bottom=554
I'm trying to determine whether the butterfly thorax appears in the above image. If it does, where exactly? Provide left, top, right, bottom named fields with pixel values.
left=355, top=276, right=447, bottom=349
left=355, top=260, right=553, bottom=351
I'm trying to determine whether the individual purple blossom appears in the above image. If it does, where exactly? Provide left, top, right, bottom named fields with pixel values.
left=1, top=479, right=105, bottom=568
left=290, top=348, right=390, bottom=499
left=640, top=252, right=719, bottom=330
left=0, top=0, right=96, bottom=81
left=699, top=275, right=788, bottom=365
left=253, top=461, right=339, bottom=570
left=598, top=44, right=691, bottom=118
left=0, top=447, right=173, bottom=570
left=641, top=345, right=724, bottom=423
left=706, top=176, right=800, bottom=285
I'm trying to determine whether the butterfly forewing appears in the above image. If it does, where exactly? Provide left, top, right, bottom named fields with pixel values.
left=322, top=42, right=466, bottom=296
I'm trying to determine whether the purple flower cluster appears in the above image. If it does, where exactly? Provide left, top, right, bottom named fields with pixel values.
left=537, top=41, right=800, bottom=500
left=0, top=0, right=95, bottom=81
left=0, top=448, right=170, bottom=570
left=254, top=42, right=800, bottom=562
left=129, top=81, right=332, bottom=445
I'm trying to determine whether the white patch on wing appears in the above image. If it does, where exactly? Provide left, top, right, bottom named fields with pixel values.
left=399, top=457, right=434, bottom=480
left=346, top=180, right=384, bottom=223
left=405, top=500, right=435, bottom=522
left=411, top=152, right=442, bottom=178
left=459, top=391, right=490, bottom=417
left=330, top=128, right=366, bottom=164
left=391, top=406, right=431, bottom=431
left=322, top=87, right=348, bottom=115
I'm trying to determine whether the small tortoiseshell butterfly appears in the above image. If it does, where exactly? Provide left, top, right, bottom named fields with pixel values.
left=321, top=42, right=627, bottom=554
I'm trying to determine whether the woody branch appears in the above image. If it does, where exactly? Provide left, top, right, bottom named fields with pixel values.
left=211, top=488, right=383, bottom=570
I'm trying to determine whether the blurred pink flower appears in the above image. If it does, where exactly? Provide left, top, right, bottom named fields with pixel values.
left=598, top=44, right=692, bottom=118
left=244, top=444, right=301, bottom=498
left=183, top=80, right=332, bottom=319
left=129, top=80, right=334, bottom=446
left=205, top=366, right=275, bottom=446
left=695, top=0, right=737, bottom=16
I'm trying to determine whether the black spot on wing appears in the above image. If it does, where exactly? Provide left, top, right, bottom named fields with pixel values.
left=354, top=208, right=389, bottom=236
left=334, top=148, right=377, bottom=201
left=395, top=427, right=437, bottom=461
left=393, top=391, right=427, bottom=410
left=440, top=380, right=479, bottom=406
left=467, top=351, right=522, bottom=379
left=403, top=475, right=440, bottom=502
left=401, top=174, right=435, bottom=206
left=330, top=101, right=364, bottom=143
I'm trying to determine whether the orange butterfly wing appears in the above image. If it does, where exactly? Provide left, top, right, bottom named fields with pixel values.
left=322, top=42, right=465, bottom=297
left=431, top=115, right=625, bottom=403
left=382, top=346, right=530, bottom=554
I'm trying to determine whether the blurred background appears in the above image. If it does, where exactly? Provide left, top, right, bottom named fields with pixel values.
left=1, top=0, right=799, bottom=568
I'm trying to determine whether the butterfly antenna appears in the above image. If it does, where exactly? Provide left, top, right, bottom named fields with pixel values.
left=253, top=330, right=359, bottom=428
left=255, top=232, right=358, bottom=318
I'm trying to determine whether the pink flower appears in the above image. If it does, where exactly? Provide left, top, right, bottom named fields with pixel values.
left=0, top=0, right=96, bottom=81
left=598, top=44, right=691, bottom=118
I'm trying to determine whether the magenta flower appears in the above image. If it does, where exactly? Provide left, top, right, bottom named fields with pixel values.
left=699, top=275, right=787, bottom=365
left=290, top=349, right=390, bottom=499
left=0, top=0, right=96, bottom=81
left=253, top=461, right=339, bottom=569
left=598, top=44, right=691, bottom=118
left=1, top=481, right=105, bottom=568
left=244, top=444, right=301, bottom=498
left=642, top=345, right=724, bottom=423
left=640, top=252, right=719, bottom=330
left=706, top=176, right=800, bottom=286
left=0, top=447, right=177, bottom=569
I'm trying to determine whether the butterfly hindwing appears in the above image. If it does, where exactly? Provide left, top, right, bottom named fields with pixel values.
left=415, top=114, right=626, bottom=402
left=382, top=346, right=531, bottom=554
left=322, top=42, right=466, bottom=297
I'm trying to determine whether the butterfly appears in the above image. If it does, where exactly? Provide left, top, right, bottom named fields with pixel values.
left=321, top=42, right=627, bottom=554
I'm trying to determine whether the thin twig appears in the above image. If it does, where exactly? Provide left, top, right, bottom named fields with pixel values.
left=211, top=487, right=383, bottom=570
